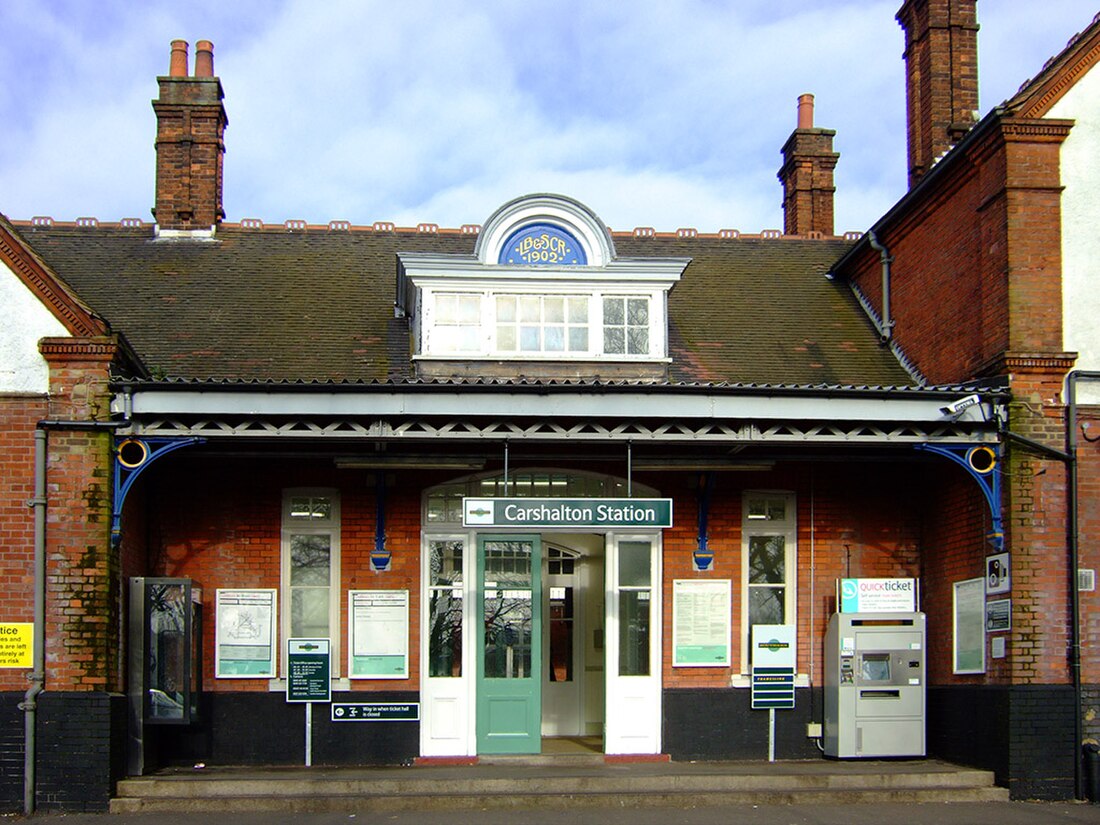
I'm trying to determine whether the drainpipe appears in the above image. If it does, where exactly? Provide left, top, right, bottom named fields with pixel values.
left=20, top=429, right=47, bottom=816
left=1067, top=370, right=1100, bottom=800
left=867, top=231, right=895, bottom=342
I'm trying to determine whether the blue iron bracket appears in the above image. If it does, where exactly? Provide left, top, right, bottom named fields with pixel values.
left=694, top=471, right=717, bottom=571
left=372, top=470, right=391, bottom=572
left=112, top=436, right=205, bottom=547
left=914, top=443, right=1003, bottom=552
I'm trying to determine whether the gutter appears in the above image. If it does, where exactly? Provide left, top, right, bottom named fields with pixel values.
left=23, top=418, right=124, bottom=816
left=867, top=231, right=895, bottom=342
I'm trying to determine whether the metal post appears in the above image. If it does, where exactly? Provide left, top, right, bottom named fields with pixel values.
left=768, top=708, right=776, bottom=762
left=305, top=702, right=313, bottom=767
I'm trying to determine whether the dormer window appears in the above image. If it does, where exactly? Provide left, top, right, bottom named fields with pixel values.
left=421, top=290, right=660, bottom=358
left=397, top=194, right=689, bottom=372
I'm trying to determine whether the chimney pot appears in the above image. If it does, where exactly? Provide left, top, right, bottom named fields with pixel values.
left=797, top=94, right=815, bottom=129
left=195, top=40, right=214, bottom=77
left=169, top=40, right=189, bottom=77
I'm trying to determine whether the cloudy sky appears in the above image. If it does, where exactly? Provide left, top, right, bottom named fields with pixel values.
left=1, top=1, right=1096, bottom=235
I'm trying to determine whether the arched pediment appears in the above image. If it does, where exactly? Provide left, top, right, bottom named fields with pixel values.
left=474, top=194, right=616, bottom=268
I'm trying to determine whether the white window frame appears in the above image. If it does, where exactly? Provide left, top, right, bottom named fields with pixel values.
left=420, top=286, right=666, bottom=361
left=281, top=487, right=341, bottom=678
left=739, top=490, right=797, bottom=675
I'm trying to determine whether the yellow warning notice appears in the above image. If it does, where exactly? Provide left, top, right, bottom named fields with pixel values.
left=0, top=623, right=33, bottom=668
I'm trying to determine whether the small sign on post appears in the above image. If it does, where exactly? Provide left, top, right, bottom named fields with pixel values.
left=287, top=638, right=331, bottom=703
left=287, top=638, right=331, bottom=769
left=751, top=625, right=796, bottom=710
left=751, top=624, right=797, bottom=763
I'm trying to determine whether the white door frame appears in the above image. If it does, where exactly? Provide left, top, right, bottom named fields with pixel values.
left=421, top=528, right=664, bottom=756
left=604, top=531, right=663, bottom=754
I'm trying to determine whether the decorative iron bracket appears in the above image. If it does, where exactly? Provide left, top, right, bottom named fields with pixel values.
left=372, top=470, right=391, bottom=572
left=112, top=436, right=205, bottom=546
left=694, top=471, right=717, bottom=571
left=914, top=443, right=1003, bottom=552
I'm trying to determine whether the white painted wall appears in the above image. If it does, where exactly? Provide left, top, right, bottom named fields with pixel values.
left=0, top=258, right=69, bottom=393
left=1050, top=67, right=1100, bottom=404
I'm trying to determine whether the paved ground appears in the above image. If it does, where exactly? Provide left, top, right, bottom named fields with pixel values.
left=7, top=802, right=1100, bottom=824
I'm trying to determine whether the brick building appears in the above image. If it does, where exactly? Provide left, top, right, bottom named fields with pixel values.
left=0, top=2, right=1096, bottom=812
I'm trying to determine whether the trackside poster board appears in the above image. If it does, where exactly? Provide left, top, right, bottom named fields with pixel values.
left=216, top=589, right=277, bottom=678
left=672, top=579, right=731, bottom=667
left=348, top=590, right=409, bottom=679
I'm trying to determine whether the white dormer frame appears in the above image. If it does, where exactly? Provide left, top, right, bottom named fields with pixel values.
left=475, top=193, right=616, bottom=267
left=396, top=194, right=689, bottom=363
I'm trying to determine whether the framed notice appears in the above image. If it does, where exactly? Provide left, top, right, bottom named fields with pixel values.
left=986, top=598, right=1011, bottom=632
left=953, top=577, right=985, bottom=674
left=349, top=590, right=409, bottom=679
left=672, top=579, right=731, bottom=667
left=216, top=589, right=277, bottom=678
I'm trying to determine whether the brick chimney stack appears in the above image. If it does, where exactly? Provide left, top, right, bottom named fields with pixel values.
left=152, top=40, right=227, bottom=230
left=896, top=0, right=979, bottom=188
left=778, top=94, right=839, bottom=236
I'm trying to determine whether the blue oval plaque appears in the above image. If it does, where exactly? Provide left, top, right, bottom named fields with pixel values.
left=499, top=223, right=586, bottom=266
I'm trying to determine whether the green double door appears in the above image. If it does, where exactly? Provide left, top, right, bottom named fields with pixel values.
left=476, top=534, right=542, bottom=754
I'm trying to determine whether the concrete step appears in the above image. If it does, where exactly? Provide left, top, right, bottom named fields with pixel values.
left=110, top=760, right=1010, bottom=813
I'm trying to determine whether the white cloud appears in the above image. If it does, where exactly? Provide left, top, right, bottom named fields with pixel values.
left=0, top=0, right=1096, bottom=232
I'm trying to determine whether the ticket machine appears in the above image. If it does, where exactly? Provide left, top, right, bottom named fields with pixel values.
left=823, top=611, right=925, bottom=758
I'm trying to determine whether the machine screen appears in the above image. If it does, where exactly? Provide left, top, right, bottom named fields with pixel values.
left=860, top=652, right=891, bottom=682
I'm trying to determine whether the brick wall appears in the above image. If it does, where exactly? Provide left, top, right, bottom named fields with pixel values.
left=842, top=118, right=1072, bottom=386
left=131, top=456, right=961, bottom=696
left=1079, top=406, right=1100, bottom=687
left=136, top=458, right=439, bottom=693
left=0, top=396, right=46, bottom=693
left=658, top=461, right=926, bottom=691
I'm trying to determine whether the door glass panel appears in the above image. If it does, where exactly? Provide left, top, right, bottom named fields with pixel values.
left=291, top=587, right=329, bottom=638
left=290, top=535, right=331, bottom=585
left=549, top=586, right=573, bottom=683
left=483, top=540, right=533, bottom=679
left=749, top=586, right=785, bottom=625
left=618, top=590, right=650, bottom=676
left=748, top=535, right=785, bottom=583
left=428, top=539, right=463, bottom=678
left=618, top=541, right=651, bottom=587
left=428, top=588, right=463, bottom=677
left=290, top=534, right=331, bottom=637
left=483, top=592, right=532, bottom=678
left=485, top=540, right=532, bottom=585
left=429, top=539, right=463, bottom=586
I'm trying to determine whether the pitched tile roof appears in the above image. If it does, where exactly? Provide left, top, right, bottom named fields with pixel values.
left=12, top=221, right=913, bottom=388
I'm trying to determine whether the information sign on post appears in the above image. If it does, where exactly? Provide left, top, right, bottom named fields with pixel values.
left=287, top=638, right=331, bottom=703
left=751, top=624, right=796, bottom=763
left=751, top=624, right=796, bottom=710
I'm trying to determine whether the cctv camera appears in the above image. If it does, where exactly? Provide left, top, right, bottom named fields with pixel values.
left=940, top=394, right=980, bottom=417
